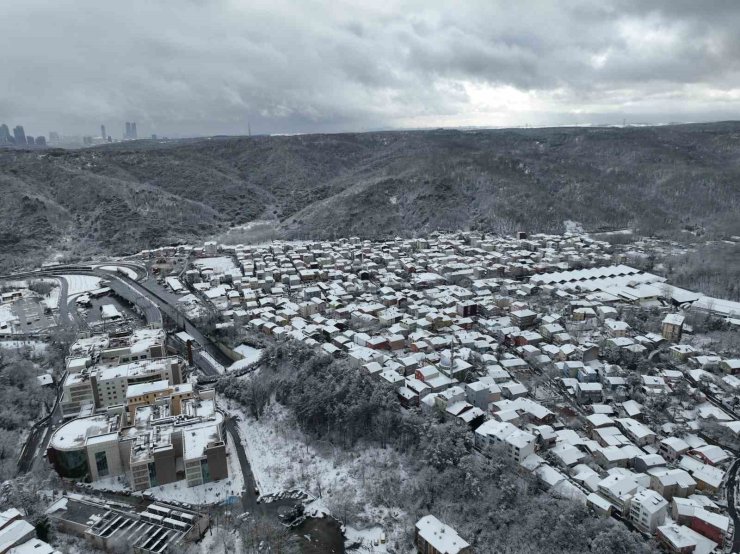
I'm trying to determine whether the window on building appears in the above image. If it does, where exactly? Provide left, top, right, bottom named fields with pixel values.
left=148, top=461, right=158, bottom=487
left=95, top=451, right=109, bottom=478
left=201, top=459, right=211, bottom=484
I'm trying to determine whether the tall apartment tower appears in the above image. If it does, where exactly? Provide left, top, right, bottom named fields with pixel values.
left=125, top=122, right=132, bottom=139
left=131, top=122, right=137, bottom=139
left=13, top=125, right=26, bottom=145
left=0, top=124, right=11, bottom=143
left=101, top=125, right=106, bottom=141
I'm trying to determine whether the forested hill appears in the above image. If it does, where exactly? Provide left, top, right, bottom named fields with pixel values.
left=2, top=121, right=740, bottom=270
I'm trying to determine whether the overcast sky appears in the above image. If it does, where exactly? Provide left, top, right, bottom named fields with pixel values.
left=2, top=0, right=739, bottom=138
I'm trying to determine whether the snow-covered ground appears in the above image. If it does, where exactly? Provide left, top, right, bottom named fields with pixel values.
left=178, top=294, right=209, bottom=319
left=564, top=220, right=585, bottom=234
left=193, top=257, right=238, bottom=274
left=200, top=351, right=226, bottom=375
left=0, top=340, right=48, bottom=354
left=223, top=400, right=408, bottom=547
left=43, top=282, right=61, bottom=310
left=192, top=526, right=246, bottom=554
left=144, top=436, right=244, bottom=505
left=98, top=265, right=138, bottom=280
left=345, top=525, right=389, bottom=553
left=0, top=304, right=16, bottom=326
left=62, top=275, right=102, bottom=296
left=228, top=345, right=263, bottom=372
left=17, top=277, right=62, bottom=310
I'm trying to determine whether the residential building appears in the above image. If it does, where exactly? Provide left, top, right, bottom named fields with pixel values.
left=414, top=515, right=471, bottom=554
left=661, top=314, right=685, bottom=342
left=629, top=489, right=668, bottom=533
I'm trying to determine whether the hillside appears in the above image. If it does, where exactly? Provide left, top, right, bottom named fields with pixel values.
left=2, top=122, right=740, bottom=270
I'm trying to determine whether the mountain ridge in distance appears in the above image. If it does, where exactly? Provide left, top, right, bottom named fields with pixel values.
left=2, top=121, right=740, bottom=271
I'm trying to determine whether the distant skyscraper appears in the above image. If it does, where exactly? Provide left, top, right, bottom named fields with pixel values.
left=101, top=124, right=106, bottom=140
left=131, top=122, right=137, bottom=139
left=35, top=136, right=46, bottom=146
left=125, top=122, right=131, bottom=139
left=49, top=131, right=60, bottom=143
left=13, top=125, right=26, bottom=145
left=0, top=124, right=11, bottom=144
left=26, top=136, right=34, bottom=145
left=151, top=134, right=157, bottom=140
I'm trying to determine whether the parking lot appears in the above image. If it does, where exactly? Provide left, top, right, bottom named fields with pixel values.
left=11, top=298, right=56, bottom=334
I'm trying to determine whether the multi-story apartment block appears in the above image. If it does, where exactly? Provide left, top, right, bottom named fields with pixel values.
left=629, top=489, right=668, bottom=533
left=61, top=355, right=184, bottom=417
left=49, top=387, right=227, bottom=491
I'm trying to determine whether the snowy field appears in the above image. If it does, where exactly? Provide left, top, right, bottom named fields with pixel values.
left=193, top=257, right=238, bottom=274
left=0, top=340, right=48, bottom=354
left=222, top=400, right=409, bottom=547
left=61, top=275, right=102, bottom=296
left=0, top=304, right=15, bottom=326
left=2, top=280, right=28, bottom=288
left=344, top=525, right=390, bottom=553
left=98, top=265, right=138, bottom=280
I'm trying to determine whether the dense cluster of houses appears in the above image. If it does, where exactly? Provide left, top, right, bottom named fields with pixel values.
left=150, top=231, right=738, bottom=552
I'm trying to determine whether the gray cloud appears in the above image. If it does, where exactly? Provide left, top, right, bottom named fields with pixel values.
left=1, top=0, right=739, bottom=139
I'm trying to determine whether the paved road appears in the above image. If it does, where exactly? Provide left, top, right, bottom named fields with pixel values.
left=223, top=418, right=262, bottom=514
left=726, top=458, right=740, bottom=553
left=57, top=276, right=70, bottom=323
left=18, top=385, right=63, bottom=474
left=110, top=273, right=232, bottom=374
left=51, top=275, right=85, bottom=328
left=17, top=420, right=48, bottom=474
left=102, top=274, right=163, bottom=326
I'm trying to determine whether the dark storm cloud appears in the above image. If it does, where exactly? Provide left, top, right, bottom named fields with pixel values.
left=1, top=0, right=739, bottom=138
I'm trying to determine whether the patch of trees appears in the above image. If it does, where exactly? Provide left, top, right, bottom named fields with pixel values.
left=0, top=351, right=55, bottom=480
left=666, top=242, right=740, bottom=301
left=700, top=420, right=740, bottom=453
left=218, top=341, right=655, bottom=553
left=28, top=279, right=55, bottom=297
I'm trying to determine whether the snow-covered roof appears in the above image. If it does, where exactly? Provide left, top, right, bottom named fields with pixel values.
left=415, top=515, right=470, bottom=554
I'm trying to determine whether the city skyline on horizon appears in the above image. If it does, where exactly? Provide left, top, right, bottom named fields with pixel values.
left=5, top=115, right=740, bottom=147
